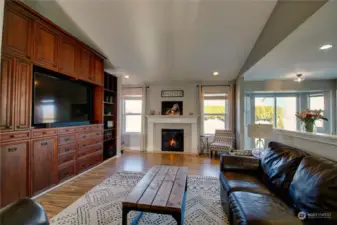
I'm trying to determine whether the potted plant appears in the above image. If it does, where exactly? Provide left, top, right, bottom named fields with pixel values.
left=295, top=109, right=328, bottom=133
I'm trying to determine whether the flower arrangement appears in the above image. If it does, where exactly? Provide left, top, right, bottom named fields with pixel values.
left=295, top=109, right=328, bottom=132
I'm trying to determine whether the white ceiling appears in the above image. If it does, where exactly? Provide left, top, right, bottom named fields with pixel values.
left=244, top=1, right=337, bottom=81
left=36, top=0, right=276, bottom=84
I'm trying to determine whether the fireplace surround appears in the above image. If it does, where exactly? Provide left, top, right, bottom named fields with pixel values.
left=161, top=129, right=184, bottom=152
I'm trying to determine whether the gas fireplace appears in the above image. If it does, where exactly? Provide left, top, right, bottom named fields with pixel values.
left=161, top=129, right=184, bottom=152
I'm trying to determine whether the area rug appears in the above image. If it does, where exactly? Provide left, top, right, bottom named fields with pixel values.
left=50, top=171, right=229, bottom=225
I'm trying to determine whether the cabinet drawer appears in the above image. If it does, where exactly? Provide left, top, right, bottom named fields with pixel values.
left=58, top=162, right=76, bottom=182
left=31, top=129, right=57, bottom=138
left=77, top=144, right=103, bottom=159
left=88, top=124, right=103, bottom=131
left=0, top=131, right=30, bottom=142
left=58, top=152, right=76, bottom=166
left=58, top=143, right=77, bottom=155
left=58, top=127, right=76, bottom=135
left=58, top=134, right=76, bottom=145
left=75, top=126, right=90, bottom=133
left=78, top=137, right=103, bottom=149
left=77, top=131, right=102, bottom=141
left=86, top=152, right=103, bottom=168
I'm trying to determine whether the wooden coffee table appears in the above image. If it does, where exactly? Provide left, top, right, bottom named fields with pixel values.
left=122, top=165, right=188, bottom=225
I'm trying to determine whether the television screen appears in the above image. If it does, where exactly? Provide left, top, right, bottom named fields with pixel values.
left=33, top=72, right=91, bottom=125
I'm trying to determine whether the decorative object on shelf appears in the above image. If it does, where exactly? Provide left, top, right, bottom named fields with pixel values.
left=107, top=121, right=114, bottom=128
left=248, top=124, right=273, bottom=154
left=161, top=90, right=184, bottom=97
left=149, top=110, right=156, bottom=115
left=105, top=96, right=109, bottom=102
left=296, top=109, right=327, bottom=133
left=109, top=96, right=113, bottom=103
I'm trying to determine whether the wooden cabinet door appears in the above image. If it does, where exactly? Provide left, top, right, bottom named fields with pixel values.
left=30, top=137, right=57, bottom=195
left=0, top=55, right=14, bottom=131
left=33, top=22, right=59, bottom=71
left=59, top=37, right=77, bottom=78
left=2, top=5, right=32, bottom=60
left=76, top=48, right=92, bottom=82
left=92, top=56, right=104, bottom=86
left=0, top=140, right=29, bottom=207
left=14, top=59, right=32, bottom=130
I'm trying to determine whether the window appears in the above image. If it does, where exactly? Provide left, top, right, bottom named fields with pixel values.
left=203, top=93, right=228, bottom=134
left=122, top=88, right=143, bottom=133
left=309, top=94, right=325, bottom=128
left=276, top=97, right=297, bottom=131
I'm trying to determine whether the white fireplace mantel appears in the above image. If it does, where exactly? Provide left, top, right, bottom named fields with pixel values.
left=146, top=115, right=199, bottom=153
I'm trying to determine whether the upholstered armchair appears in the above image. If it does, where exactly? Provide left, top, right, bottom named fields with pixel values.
left=209, top=130, right=235, bottom=157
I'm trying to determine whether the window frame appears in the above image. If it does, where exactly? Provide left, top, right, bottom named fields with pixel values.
left=122, top=96, right=142, bottom=133
left=203, top=94, right=228, bottom=135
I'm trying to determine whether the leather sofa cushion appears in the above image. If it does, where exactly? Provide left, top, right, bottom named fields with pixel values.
left=289, top=156, right=337, bottom=214
left=261, top=142, right=307, bottom=195
left=229, top=191, right=302, bottom=225
left=220, top=172, right=271, bottom=195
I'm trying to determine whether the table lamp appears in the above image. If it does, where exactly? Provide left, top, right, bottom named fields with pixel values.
left=248, top=124, right=273, bottom=152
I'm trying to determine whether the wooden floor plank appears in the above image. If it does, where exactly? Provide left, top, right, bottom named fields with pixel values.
left=36, top=152, right=220, bottom=219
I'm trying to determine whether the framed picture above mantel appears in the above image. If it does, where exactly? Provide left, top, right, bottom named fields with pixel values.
left=161, top=90, right=184, bottom=97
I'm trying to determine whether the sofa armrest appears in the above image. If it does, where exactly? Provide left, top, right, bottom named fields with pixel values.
left=220, top=153, right=260, bottom=172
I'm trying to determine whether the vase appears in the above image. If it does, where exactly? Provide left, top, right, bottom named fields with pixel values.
left=301, top=121, right=317, bottom=133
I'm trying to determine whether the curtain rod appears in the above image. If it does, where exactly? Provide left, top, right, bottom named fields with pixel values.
left=196, top=84, right=231, bottom=87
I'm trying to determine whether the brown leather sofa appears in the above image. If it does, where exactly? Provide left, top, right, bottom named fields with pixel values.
left=220, top=141, right=337, bottom=225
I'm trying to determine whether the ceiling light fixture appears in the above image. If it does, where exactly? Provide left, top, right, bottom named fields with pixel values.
left=124, top=75, right=130, bottom=79
left=295, top=74, right=303, bottom=82
left=213, top=72, right=219, bottom=76
left=319, top=44, right=333, bottom=50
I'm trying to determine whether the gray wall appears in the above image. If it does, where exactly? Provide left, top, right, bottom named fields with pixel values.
left=238, top=0, right=327, bottom=76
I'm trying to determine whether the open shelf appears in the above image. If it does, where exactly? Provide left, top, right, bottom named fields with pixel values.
left=103, top=102, right=114, bottom=105
left=104, top=138, right=116, bottom=142
left=104, top=89, right=116, bottom=93
left=104, top=128, right=116, bottom=131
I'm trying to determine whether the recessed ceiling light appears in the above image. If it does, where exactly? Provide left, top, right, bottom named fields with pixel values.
left=124, top=75, right=130, bottom=79
left=319, top=44, right=333, bottom=50
left=213, top=72, right=219, bottom=76
left=295, top=74, right=303, bottom=82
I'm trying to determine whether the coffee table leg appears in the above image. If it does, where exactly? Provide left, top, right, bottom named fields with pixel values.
left=172, top=212, right=182, bottom=225
left=122, top=207, right=130, bottom=225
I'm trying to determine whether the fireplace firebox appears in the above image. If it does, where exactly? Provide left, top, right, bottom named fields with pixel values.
left=161, top=129, right=184, bottom=152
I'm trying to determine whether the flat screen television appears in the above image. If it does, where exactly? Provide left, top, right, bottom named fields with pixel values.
left=33, top=71, right=93, bottom=126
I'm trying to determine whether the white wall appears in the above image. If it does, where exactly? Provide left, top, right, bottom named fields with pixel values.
left=0, top=0, right=4, bottom=53
left=146, top=84, right=199, bottom=115
left=235, top=77, right=245, bottom=149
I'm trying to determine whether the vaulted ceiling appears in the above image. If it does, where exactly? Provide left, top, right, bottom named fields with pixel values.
left=24, top=0, right=277, bottom=84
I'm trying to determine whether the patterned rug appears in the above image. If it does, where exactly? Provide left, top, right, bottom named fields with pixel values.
left=50, top=171, right=229, bottom=225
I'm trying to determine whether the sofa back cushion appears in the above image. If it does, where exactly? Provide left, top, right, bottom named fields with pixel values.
left=261, top=142, right=307, bottom=199
left=289, top=156, right=337, bottom=213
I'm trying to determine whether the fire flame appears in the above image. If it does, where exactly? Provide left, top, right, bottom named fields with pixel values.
left=169, top=139, right=177, bottom=146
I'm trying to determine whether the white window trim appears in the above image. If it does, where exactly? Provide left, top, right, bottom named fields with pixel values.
left=122, top=96, right=142, bottom=134
left=203, top=97, right=228, bottom=134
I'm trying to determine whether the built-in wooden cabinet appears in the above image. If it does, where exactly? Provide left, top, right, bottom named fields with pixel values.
left=0, top=55, right=32, bottom=131
left=76, top=48, right=92, bottom=82
left=59, top=37, right=77, bottom=78
left=33, top=21, right=59, bottom=71
left=30, top=136, right=58, bottom=195
left=92, top=57, right=104, bottom=86
left=0, top=140, right=29, bottom=207
left=0, top=55, right=14, bottom=131
left=2, top=4, right=32, bottom=60
left=14, top=58, right=32, bottom=130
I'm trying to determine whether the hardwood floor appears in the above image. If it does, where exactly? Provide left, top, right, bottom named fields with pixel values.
left=36, top=152, right=220, bottom=219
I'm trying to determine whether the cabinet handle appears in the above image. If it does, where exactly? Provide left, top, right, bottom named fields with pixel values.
left=42, top=132, right=46, bottom=135
left=64, top=138, right=70, bottom=141
left=65, top=148, right=71, bottom=152
left=41, top=142, right=48, bottom=146
left=8, top=147, right=17, bottom=152
left=82, top=144, right=87, bottom=147
left=27, top=55, right=31, bottom=60
left=6, top=125, right=12, bottom=129
left=83, top=136, right=87, bottom=139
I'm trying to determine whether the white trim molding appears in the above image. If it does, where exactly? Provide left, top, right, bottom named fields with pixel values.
left=146, top=115, right=199, bottom=153
left=272, top=129, right=337, bottom=161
